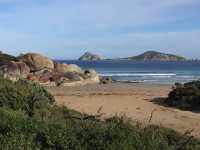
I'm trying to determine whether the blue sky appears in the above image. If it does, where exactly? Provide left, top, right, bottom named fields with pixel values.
left=0, top=0, right=200, bottom=59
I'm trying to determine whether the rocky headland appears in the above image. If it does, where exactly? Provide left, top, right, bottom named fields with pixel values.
left=124, top=51, right=186, bottom=61
left=79, top=52, right=102, bottom=61
left=0, top=52, right=100, bottom=86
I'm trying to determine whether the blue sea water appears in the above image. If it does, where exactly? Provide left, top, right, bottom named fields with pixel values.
left=58, top=60, right=200, bottom=85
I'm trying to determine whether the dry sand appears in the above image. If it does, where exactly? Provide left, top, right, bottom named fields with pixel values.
left=47, top=83, right=200, bottom=138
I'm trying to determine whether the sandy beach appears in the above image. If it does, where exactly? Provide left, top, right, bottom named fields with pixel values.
left=47, top=83, right=200, bottom=138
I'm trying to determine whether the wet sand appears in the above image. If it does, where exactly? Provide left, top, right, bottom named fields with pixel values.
left=47, top=83, right=200, bottom=138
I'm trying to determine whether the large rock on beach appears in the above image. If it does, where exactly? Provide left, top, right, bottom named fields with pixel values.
left=0, top=61, right=30, bottom=80
left=35, top=69, right=52, bottom=83
left=26, top=69, right=54, bottom=83
left=50, top=72, right=61, bottom=82
left=54, top=62, right=83, bottom=74
left=18, top=53, right=54, bottom=72
left=83, top=69, right=100, bottom=83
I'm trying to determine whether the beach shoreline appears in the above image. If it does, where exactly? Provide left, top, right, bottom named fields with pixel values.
left=47, top=82, right=200, bottom=138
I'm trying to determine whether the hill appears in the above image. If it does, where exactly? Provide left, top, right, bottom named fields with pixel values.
left=79, top=52, right=102, bottom=61
left=125, top=51, right=186, bottom=61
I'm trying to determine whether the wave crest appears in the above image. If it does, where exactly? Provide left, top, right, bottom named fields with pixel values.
left=99, top=73, right=176, bottom=77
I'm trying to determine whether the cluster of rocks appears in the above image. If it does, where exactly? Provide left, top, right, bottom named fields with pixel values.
left=0, top=53, right=100, bottom=86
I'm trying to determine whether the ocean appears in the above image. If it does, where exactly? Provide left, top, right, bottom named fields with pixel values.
left=58, top=60, right=200, bottom=85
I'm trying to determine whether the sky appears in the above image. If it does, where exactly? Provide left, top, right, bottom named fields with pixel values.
left=0, top=0, right=200, bottom=59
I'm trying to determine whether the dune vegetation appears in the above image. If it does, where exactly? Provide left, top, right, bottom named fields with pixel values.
left=0, top=78, right=200, bottom=149
left=165, top=81, right=200, bottom=111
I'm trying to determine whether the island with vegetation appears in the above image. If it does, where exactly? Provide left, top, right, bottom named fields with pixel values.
left=79, top=52, right=102, bottom=61
left=124, top=51, right=186, bottom=61
left=79, top=51, right=186, bottom=61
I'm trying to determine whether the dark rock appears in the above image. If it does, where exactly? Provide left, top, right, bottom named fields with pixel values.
left=55, top=77, right=65, bottom=87
left=50, top=72, right=61, bottom=82
left=27, top=73, right=38, bottom=81
left=39, top=75, right=50, bottom=83
left=39, top=71, right=52, bottom=83
left=0, top=61, right=30, bottom=80
left=26, top=69, right=53, bottom=83
left=33, top=69, right=52, bottom=83
left=83, top=69, right=98, bottom=78
left=34, top=69, right=52, bottom=77
left=100, top=77, right=113, bottom=84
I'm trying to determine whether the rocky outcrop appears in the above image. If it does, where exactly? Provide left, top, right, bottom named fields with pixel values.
left=0, top=52, right=100, bottom=86
left=34, top=69, right=52, bottom=83
left=0, top=61, right=30, bottom=81
left=18, top=53, right=54, bottom=71
left=124, top=51, right=186, bottom=61
left=65, top=64, right=83, bottom=73
left=50, top=72, right=61, bottom=82
left=79, top=52, right=102, bottom=61
left=54, top=62, right=83, bottom=74
left=83, top=69, right=100, bottom=83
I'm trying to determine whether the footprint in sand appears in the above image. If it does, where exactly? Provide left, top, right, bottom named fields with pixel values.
left=136, top=107, right=141, bottom=110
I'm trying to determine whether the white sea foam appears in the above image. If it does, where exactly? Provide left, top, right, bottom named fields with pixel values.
left=116, top=79, right=158, bottom=83
left=99, top=73, right=176, bottom=77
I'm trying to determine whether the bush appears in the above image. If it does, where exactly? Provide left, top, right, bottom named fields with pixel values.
left=0, top=78, right=55, bottom=117
left=0, top=108, right=200, bottom=150
left=165, top=81, right=200, bottom=110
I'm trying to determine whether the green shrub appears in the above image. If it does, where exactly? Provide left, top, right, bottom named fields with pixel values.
left=0, top=78, right=55, bottom=117
left=0, top=107, right=200, bottom=150
left=165, top=81, right=200, bottom=110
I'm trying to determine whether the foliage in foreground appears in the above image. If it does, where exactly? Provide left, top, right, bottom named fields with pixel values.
left=1, top=107, right=200, bottom=150
left=0, top=77, right=200, bottom=150
left=0, top=78, right=55, bottom=117
left=165, top=81, right=200, bottom=111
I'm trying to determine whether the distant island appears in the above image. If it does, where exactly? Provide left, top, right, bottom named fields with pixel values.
left=79, top=52, right=102, bottom=61
left=79, top=51, right=186, bottom=61
left=120, top=51, right=186, bottom=61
